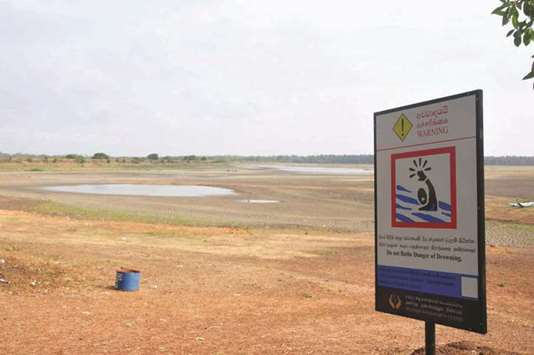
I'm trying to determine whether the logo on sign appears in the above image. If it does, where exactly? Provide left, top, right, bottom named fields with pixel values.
left=393, top=113, right=413, bottom=142
left=391, top=147, right=457, bottom=229
left=388, top=294, right=402, bottom=310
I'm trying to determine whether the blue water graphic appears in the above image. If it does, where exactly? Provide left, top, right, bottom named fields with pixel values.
left=396, top=213, right=415, bottom=223
left=396, top=185, right=452, bottom=224
left=396, top=185, right=412, bottom=193
left=396, top=203, right=412, bottom=211
left=439, top=201, right=452, bottom=211
left=396, top=194, right=418, bottom=205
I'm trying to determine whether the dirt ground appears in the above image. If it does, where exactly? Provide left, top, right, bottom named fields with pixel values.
left=0, top=164, right=533, bottom=354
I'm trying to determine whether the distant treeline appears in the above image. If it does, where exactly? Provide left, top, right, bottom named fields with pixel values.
left=216, top=154, right=374, bottom=164
left=220, top=155, right=534, bottom=165
left=1, top=152, right=534, bottom=166
left=484, top=156, right=534, bottom=166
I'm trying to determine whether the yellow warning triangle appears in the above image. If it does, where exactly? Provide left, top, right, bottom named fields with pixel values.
left=393, top=114, right=413, bottom=141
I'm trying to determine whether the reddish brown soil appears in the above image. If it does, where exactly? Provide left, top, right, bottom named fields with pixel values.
left=411, top=340, right=520, bottom=354
left=1, top=209, right=533, bottom=354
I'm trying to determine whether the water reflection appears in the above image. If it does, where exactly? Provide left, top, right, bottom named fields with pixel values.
left=41, top=184, right=235, bottom=197
left=263, top=165, right=371, bottom=175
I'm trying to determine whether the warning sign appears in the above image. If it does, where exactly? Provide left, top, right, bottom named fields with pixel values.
left=393, top=113, right=413, bottom=141
left=374, top=90, right=486, bottom=334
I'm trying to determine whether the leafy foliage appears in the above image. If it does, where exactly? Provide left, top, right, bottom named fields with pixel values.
left=147, top=153, right=159, bottom=160
left=92, top=152, right=109, bottom=159
left=492, top=0, right=534, bottom=84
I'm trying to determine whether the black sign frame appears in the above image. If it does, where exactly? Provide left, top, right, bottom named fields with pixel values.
left=373, top=90, right=487, bottom=334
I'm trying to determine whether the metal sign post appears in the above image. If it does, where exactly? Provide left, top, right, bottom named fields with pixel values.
left=425, top=321, right=435, bottom=355
left=374, top=90, right=487, bottom=350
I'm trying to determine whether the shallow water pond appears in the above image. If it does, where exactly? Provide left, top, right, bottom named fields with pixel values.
left=238, top=199, right=280, bottom=204
left=264, top=165, right=371, bottom=175
left=41, top=184, right=235, bottom=197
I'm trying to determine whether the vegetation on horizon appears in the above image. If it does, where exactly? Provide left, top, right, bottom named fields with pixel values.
left=92, top=152, right=110, bottom=160
left=2, top=152, right=534, bottom=166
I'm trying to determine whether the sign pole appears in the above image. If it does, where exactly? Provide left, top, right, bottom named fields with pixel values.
left=374, top=90, right=487, bottom=349
left=425, top=321, right=435, bottom=355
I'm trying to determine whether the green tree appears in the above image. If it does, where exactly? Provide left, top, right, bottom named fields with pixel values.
left=492, top=0, right=534, bottom=85
left=92, top=152, right=109, bottom=159
left=147, top=153, right=159, bottom=160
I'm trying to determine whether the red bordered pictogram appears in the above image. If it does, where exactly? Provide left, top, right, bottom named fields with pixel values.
left=391, top=146, right=457, bottom=229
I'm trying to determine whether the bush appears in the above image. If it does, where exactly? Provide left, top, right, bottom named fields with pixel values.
left=92, top=152, right=109, bottom=160
left=65, top=154, right=82, bottom=159
left=147, top=153, right=159, bottom=160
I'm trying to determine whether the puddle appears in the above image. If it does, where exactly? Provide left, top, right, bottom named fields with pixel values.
left=238, top=199, right=280, bottom=204
left=262, top=165, right=371, bottom=175
left=41, top=184, right=235, bottom=197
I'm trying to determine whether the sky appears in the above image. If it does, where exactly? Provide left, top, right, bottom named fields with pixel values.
left=0, top=0, right=532, bottom=156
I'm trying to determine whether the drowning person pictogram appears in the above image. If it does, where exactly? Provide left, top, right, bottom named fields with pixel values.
left=392, top=147, right=456, bottom=228
left=410, top=158, right=437, bottom=212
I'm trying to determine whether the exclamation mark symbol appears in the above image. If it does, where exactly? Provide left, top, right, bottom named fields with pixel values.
left=394, top=114, right=411, bottom=141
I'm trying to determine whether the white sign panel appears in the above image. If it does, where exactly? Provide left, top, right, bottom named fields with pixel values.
left=374, top=90, right=486, bottom=333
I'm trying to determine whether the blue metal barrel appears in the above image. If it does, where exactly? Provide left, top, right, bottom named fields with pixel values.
left=115, top=269, right=141, bottom=291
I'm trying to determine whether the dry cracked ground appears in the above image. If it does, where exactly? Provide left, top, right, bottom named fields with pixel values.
left=0, top=164, right=533, bottom=354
